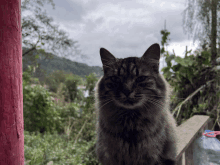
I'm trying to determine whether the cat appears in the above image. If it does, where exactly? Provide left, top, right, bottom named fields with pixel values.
left=95, top=43, right=178, bottom=165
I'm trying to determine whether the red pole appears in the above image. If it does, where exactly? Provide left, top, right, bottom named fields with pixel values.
left=0, top=0, right=24, bottom=164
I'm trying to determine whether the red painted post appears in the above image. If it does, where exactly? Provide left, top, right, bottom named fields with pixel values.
left=0, top=0, right=24, bottom=164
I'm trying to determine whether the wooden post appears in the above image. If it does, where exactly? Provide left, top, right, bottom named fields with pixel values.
left=0, top=0, right=24, bottom=164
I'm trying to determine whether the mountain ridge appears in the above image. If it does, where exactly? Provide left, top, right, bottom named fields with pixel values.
left=22, top=47, right=104, bottom=79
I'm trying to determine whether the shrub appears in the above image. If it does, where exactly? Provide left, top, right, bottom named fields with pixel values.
left=23, top=84, right=61, bottom=134
left=64, top=73, right=84, bottom=103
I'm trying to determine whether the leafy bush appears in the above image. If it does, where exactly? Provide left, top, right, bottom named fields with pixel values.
left=23, top=64, right=100, bottom=164
left=23, top=65, right=41, bottom=86
left=84, top=73, right=98, bottom=110
left=64, top=73, right=84, bottom=103
left=160, top=29, right=220, bottom=127
left=23, top=83, right=62, bottom=134
left=43, top=70, right=70, bottom=93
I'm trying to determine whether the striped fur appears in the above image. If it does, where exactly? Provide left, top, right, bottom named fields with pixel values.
left=95, top=43, right=178, bottom=165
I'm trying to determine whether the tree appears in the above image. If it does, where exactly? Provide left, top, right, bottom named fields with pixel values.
left=160, top=20, right=170, bottom=55
left=21, top=0, right=88, bottom=84
left=21, top=0, right=86, bottom=77
left=0, top=0, right=24, bottom=164
left=211, top=0, right=218, bottom=67
left=182, top=0, right=219, bottom=113
left=182, top=0, right=220, bottom=53
left=21, top=0, right=81, bottom=57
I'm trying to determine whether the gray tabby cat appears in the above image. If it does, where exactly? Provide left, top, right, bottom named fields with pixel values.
left=95, top=43, right=178, bottom=165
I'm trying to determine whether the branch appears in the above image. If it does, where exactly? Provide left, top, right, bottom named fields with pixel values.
left=22, top=46, right=36, bottom=56
left=172, top=79, right=215, bottom=118
left=72, top=119, right=88, bottom=148
left=22, top=33, right=40, bottom=56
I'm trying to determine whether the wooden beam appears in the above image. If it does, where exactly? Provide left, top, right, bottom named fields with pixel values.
left=176, top=115, right=211, bottom=162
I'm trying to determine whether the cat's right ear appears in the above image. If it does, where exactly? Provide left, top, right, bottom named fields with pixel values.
left=100, top=48, right=116, bottom=68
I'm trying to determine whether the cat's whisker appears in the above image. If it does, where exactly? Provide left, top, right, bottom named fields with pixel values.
left=141, top=93, right=187, bottom=99
left=146, top=99, right=163, bottom=109
left=95, top=98, right=110, bottom=104
left=146, top=97, right=163, bottom=104
left=136, top=94, right=165, bottom=98
left=98, top=99, right=114, bottom=110
left=141, top=100, right=149, bottom=110
left=136, top=95, right=164, bottom=109
left=146, top=98, right=163, bottom=107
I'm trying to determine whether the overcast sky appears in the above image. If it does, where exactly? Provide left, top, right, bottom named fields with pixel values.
left=23, top=0, right=200, bottom=70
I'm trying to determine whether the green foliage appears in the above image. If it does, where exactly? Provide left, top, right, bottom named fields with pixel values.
left=162, top=52, right=196, bottom=87
left=162, top=48, right=217, bottom=124
left=42, top=70, right=85, bottom=104
left=23, top=64, right=100, bottom=164
left=22, top=65, right=60, bottom=134
left=23, top=65, right=63, bottom=134
left=36, top=53, right=103, bottom=78
left=84, top=73, right=98, bottom=110
left=43, top=70, right=68, bottom=93
left=23, top=65, right=41, bottom=86
left=23, top=83, right=62, bottom=134
left=22, top=46, right=103, bottom=83
left=21, top=1, right=102, bottom=164
left=51, top=82, right=69, bottom=106
left=85, top=73, right=98, bottom=95
left=21, top=0, right=79, bottom=59
left=160, top=29, right=219, bottom=126
left=24, top=130, right=99, bottom=165
left=160, top=29, right=170, bottom=54
left=64, top=73, right=84, bottom=103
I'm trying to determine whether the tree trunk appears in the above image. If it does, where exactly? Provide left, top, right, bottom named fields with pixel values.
left=211, top=0, right=217, bottom=66
left=0, top=0, right=24, bottom=164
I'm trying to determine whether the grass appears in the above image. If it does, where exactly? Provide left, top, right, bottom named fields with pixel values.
left=24, top=129, right=98, bottom=165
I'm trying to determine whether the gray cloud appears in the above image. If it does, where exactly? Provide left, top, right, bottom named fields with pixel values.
left=46, top=0, right=84, bottom=22
left=35, top=0, right=199, bottom=67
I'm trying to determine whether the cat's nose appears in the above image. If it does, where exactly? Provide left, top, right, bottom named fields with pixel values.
left=122, top=90, right=132, bottom=97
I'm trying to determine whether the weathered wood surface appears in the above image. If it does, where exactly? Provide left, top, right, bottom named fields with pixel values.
left=175, top=115, right=213, bottom=165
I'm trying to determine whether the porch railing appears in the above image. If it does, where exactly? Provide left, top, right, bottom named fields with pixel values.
left=176, top=115, right=214, bottom=165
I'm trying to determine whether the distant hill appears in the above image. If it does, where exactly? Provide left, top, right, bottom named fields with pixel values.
left=22, top=47, right=103, bottom=79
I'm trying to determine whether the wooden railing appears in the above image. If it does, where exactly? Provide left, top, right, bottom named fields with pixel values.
left=176, top=115, right=214, bottom=165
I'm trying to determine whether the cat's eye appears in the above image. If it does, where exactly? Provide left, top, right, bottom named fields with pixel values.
left=139, top=83, right=147, bottom=87
left=106, top=83, right=115, bottom=88
left=110, top=76, right=120, bottom=83
left=136, top=76, right=147, bottom=83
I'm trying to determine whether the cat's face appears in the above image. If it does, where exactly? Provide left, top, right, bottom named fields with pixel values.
left=98, top=43, right=166, bottom=110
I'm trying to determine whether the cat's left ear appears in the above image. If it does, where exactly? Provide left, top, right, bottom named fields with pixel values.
left=141, top=43, right=160, bottom=73
left=141, top=43, right=160, bottom=61
left=100, top=48, right=116, bottom=68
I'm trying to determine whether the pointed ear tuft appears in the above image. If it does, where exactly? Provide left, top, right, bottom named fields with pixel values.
left=141, top=43, right=160, bottom=61
left=100, top=48, right=116, bottom=66
left=141, top=43, right=160, bottom=73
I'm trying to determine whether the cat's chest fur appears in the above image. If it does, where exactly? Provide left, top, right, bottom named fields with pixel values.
left=97, top=114, right=167, bottom=165
left=97, top=105, right=170, bottom=165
